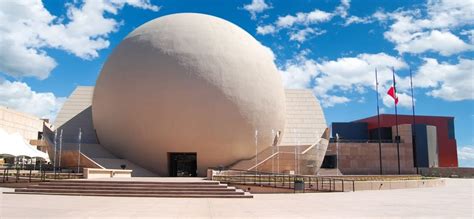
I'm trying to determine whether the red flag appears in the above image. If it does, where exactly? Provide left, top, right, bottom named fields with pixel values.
left=387, top=86, right=398, bottom=104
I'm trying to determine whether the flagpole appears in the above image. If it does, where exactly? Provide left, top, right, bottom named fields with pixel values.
left=59, top=129, right=63, bottom=171
left=410, top=68, right=418, bottom=173
left=77, top=128, right=82, bottom=173
left=392, top=67, right=401, bottom=175
left=53, top=130, right=57, bottom=175
left=375, top=68, right=383, bottom=175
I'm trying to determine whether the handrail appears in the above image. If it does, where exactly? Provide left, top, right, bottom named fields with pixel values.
left=1, top=164, right=84, bottom=183
left=210, top=168, right=356, bottom=192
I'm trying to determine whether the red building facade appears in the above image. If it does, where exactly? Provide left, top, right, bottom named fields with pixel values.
left=356, top=114, right=458, bottom=167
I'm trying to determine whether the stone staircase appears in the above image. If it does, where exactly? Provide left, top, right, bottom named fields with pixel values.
left=7, top=180, right=253, bottom=198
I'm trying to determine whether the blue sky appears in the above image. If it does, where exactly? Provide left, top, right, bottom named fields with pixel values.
left=0, top=0, right=473, bottom=166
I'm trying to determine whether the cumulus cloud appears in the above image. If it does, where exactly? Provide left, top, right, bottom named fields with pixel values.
left=335, top=0, right=350, bottom=18
left=0, top=0, right=159, bottom=79
left=256, top=0, right=350, bottom=42
left=314, top=53, right=407, bottom=99
left=343, top=15, right=372, bottom=26
left=256, top=24, right=276, bottom=35
left=381, top=0, right=474, bottom=56
left=0, top=79, right=65, bottom=120
left=318, top=94, right=350, bottom=108
left=279, top=51, right=318, bottom=89
left=413, top=58, right=474, bottom=101
left=276, top=9, right=332, bottom=28
left=289, top=28, right=326, bottom=43
left=393, top=29, right=473, bottom=56
left=458, top=146, right=474, bottom=167
left=243, top=0, right=271, bottom=20
left=278, top=52, right=410, bottom=108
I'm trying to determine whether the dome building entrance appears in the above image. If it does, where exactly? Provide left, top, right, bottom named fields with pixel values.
left=168, top=153, right=197, bottom=177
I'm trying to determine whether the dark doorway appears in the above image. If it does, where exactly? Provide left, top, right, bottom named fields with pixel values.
left=321, top=155, right=337, bottom=169
left=168, top=153, right=197, bottom=177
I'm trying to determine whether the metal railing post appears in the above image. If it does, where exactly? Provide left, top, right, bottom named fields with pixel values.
left=15, top=168, right=19, bottom=183
left=316, top=177, right=319, bottom=191
left=3, top=168, right=6, bottom=183
left=288, top=175, right=291, bottom=189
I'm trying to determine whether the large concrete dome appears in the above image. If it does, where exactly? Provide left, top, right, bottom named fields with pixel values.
left=92, top=13, right=286, bottom=176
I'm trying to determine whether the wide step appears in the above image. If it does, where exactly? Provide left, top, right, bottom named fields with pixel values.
left=6, top=180, right=252, bottom=198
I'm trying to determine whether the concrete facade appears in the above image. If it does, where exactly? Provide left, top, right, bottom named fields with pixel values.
left=54, top=86, right=97, bottom=144
left=279, top=89, right=327, bottom=146
left=0, top=106, right=44, bottom=141
left=54, top=86, right=328, bottom=176
left=51, top=14, right=328, bottom=177
left=92, top=13, right=287, bottom=176
left=356, top=114, right=458, bottom=167
left=326, top=124, right=417, bottom=175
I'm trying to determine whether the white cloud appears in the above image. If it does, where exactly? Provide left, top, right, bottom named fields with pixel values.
left=344, top=15, right=371, bottom=26
left=0, top=38, right=57, bottom=79
left=278, top=52, right=409, bottom=108
left=460, top=29, right=474, bottom=44
left=458, top=146, right=474, bottom=167
left=243, top=0, right=271, bottom=20
left=289, top=28, right=326, bottom=43
left=318, top=94, right=350, bottom=107
left=0, top=79, right=65, bottom=120
left=256, top=0, right=352, bottom=40
left=413, top=58, right=474, bottom=101
left=458, top=146, right=474, bottom=160
left=395, top=30, right=473, bottom=55
left=279, top=51, right=318, bottom=89
left=335, top=0, right=350, bottom=18
left=279, top=51, right=472, bottom=107
left=314, top=53, right=407, bottom=99
left=381, top=0, right=474, bottom=56
left=0, top=0, right=159, bottom=79
left=276, top=9, right=332, bottom=28
left=256, top=24, right=276, bottom=35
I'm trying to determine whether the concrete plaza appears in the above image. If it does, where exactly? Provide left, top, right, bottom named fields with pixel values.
left=0, top=178, right=472, bottom=218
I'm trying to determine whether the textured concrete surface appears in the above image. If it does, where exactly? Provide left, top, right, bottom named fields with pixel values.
left=0, top=106, right=44, bottom=141
left=1, top=178, right=472, bottom=218
left=279, top=89, right=327, bottom=146
left=92, top=13, right=287, bottom=176
left=54, top=86, right=97, bottom=144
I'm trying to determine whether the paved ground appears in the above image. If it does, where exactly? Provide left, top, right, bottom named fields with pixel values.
left=0, top=178, right=472, bottom=218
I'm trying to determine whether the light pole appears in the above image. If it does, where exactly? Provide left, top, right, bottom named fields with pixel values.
left=255, top=130, right=258, bottom=176
left=336, top=133, right=339, bottom=176
left=272, top=129, right=275, bottom=174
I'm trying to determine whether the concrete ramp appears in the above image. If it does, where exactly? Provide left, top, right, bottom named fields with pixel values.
left=63, top=143, right=157, bottom=177
left=92, top=158, right=157, bottom=177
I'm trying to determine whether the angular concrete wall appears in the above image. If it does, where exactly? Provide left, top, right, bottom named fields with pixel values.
left=54, top=86, right=98, bottom=144
left=0, top=106, right=43, bottom=141
left=279, top=89, right=327, bottom=146
left=56, top=86, right=327, bottom=176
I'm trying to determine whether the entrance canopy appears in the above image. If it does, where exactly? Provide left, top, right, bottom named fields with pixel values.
left=0, top=128, right=49, bottom=160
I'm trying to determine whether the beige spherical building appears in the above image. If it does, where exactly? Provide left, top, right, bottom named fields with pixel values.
left=92, top=13, right=286, bottom=176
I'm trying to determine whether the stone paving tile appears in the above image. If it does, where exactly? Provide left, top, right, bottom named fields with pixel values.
left=0, top=178, right=472, bottom=218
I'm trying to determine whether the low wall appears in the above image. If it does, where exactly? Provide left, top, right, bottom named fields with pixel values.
left=83, top=168, right=132, bottom=179
left=232, top=184, right=295, bottom=193
left=346, top=178, right=445, bottom=192
left=418, top=167, right=474, bottom=178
